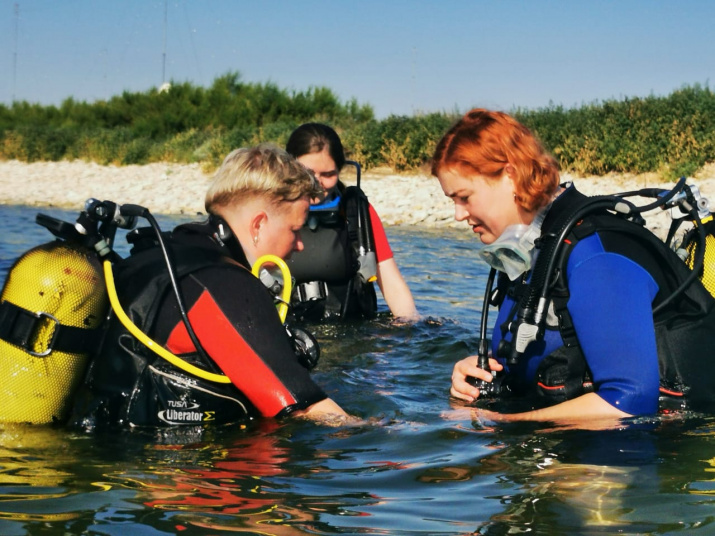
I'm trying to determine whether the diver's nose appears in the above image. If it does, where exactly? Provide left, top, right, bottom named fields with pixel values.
left=454, top=203, right=469, bottom=222
left=294, top=233, right=305, bottom=253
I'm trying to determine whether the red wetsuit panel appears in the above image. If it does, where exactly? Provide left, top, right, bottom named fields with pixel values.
left=165, top=289, right=298, bottom=417
left=369, top=204, right=393, bottom=262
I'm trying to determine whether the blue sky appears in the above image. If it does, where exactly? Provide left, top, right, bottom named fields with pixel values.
left=1, top=0, right=713, bottom=118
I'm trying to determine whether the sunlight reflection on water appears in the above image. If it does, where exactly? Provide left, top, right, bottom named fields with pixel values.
left=0, top=204, right=714, bottom=535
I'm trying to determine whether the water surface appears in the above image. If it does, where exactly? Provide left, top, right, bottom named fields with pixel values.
left=1, top=204, right=714, bottom=535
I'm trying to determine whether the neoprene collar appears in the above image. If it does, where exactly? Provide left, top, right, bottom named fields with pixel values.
left=172, top=215, right=250, bottom=269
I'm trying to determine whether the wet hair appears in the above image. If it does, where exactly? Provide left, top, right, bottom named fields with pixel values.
left=286, top=123, right=346, bottom=170
left=205, top=143, right=322, bottom=214
left=431, top=109, right=560, bottom=212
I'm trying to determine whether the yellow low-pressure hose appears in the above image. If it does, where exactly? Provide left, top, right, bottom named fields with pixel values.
left=103, top=254, right=293, bottom=383
left=103, top=260, right=231, bottom=383
left=251, top=254, right=293, bottom=323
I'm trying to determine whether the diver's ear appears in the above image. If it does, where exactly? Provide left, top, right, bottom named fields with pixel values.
left=503, top=164, right=519, bottom=197
left=250, top=211, right=268, bottom=245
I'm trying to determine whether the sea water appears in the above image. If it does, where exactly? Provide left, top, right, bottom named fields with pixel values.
left=0, top=204, right=714, bottom=535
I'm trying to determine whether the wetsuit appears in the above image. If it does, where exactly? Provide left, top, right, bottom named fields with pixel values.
left=70, top=218, right=327, bottom=430
left=492, top=185, right=715, bottom=415
left=369, top=205, right=394, bottom=262
left=287, top=188, right=392, bottom=321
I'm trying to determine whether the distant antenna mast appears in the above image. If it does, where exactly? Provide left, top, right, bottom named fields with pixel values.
left=411, top=46, right=416, bottom=115
left=12, top=3, right=19, bottom=102
left=161, top=0, right=167, bottom=84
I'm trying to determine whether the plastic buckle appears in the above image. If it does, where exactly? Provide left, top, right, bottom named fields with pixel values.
left=28, top=311, right=60, bottom=357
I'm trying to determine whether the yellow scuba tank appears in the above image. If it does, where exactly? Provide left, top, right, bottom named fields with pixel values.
left=665, top=183, right=715, bottom=299
left=0, top=240, right=108, bottom=424
left=683, top=218, right=715, bottom=298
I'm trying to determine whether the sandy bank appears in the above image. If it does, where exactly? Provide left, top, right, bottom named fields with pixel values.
left=1, top=159, right=715, bottom=237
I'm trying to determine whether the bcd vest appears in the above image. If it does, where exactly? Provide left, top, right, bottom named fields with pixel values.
left=287, top=186, right=377, bottom=321
left=70, top=230, right=256, bottom=430
left=498, top=188, right=715, bottom=413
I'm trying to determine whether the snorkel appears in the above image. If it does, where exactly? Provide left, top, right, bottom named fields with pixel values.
left=310, top=194, right=341, bottom=211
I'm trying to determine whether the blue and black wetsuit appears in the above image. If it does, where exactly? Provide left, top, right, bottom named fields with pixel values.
left=492, top=185, right=715, bottom=415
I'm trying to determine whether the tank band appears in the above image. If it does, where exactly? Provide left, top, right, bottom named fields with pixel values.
left=0, top=300, right=101, bottom=356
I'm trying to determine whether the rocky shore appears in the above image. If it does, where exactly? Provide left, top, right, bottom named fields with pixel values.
left=1, top=159, right=714, bottom=237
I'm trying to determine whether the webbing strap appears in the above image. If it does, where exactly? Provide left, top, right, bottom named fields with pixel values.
left=0, top=300, right=101, bottom=356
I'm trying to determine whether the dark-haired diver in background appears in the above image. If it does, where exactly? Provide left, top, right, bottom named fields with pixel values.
left=433, top=109, right=715, bottom=424
left=286, top=123, right=419, bottom=322
left=71, top=144, right=352, bottom=430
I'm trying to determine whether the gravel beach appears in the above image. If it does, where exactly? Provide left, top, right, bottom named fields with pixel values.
left=1, top=159, right=714, bottom=238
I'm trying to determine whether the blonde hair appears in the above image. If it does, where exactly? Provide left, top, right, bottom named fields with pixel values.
left=205, top=143, right=323, bottom=214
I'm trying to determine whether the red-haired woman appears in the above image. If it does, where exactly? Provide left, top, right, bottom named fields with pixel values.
left=433, top=109, right=715, bottom=424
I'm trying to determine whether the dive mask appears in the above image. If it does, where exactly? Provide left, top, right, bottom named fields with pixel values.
left=310, top=193, right=341, bottom=212
left=306, top=194, right=341, bottom=230
left=478, top=208, right=547, bottom=281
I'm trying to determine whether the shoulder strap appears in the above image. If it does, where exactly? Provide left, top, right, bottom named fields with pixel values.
left=342, top=186, right=375, bottom=252
left=115, top=237, right=231, bottom=336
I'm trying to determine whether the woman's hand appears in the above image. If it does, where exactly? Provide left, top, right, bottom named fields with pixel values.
left=450, top=355, right=504, bottom=403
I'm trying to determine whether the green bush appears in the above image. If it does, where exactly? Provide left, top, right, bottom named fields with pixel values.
left=2, top=75, right=714, bottom=178
left=162, top=129, right=212, bottom=162
left=516, top=84, right=715, bottom=180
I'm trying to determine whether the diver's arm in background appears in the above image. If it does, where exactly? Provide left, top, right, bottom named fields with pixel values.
left=368, top=204, right=419, bottom=321
left=377, top=257, right=419, bottom=321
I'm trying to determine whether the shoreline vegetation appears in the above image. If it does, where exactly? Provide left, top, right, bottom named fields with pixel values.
left=1, top=72, right=715, bottom=234
left=2, top=73, right=715, bottom=180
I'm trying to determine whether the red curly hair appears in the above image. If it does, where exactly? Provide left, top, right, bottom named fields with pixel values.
left=431, top=109, right=560, bottom=212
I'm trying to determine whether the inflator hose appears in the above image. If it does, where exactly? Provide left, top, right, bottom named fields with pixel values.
left=251, top=254, right=293, bottom=324
left=539, top=196, right=637, bottom=306
left=478, top=268, right=497, bottom=370
left=535, top=177, right=688, bottom=314
left=517, top=195, right=637, bottom=326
